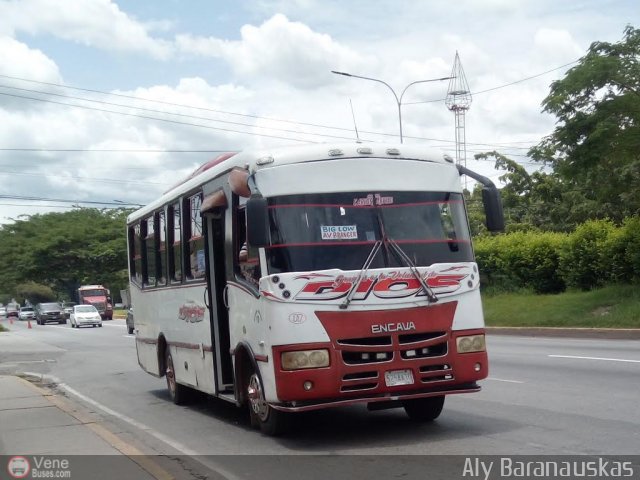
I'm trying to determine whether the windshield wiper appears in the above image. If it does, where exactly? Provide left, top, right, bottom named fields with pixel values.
left=386, top=237, right=438, bottom=303
left=339, top=240, right=382, bottom=310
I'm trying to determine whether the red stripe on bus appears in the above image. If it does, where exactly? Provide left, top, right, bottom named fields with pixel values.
left=265, top=239, right=470, bottom=249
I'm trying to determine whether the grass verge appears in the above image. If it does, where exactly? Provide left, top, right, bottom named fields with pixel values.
left=0, top=324, right=7, bottom=332
left=483, top=284, right=640, bottom=328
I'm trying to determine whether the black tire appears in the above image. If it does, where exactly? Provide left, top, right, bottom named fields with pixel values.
left=128, top=326, right=134, bottom=335
left=71, top=322, right=75, bottom=328
left=165, top=348, right=190, bottom=405
left=59, top=320, right=65, bottom=324
left=98, top=324, right=102, bottom=328
left=403, top=396, right=445, bottom=422
left=246, top=367, right=289, bottom=436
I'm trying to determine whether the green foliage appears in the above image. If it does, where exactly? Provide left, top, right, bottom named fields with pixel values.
left=475, top=231, right=566, bottom=294
left=15, top=281, right=56, bottom=305
left=0, top=208, right=131, bottom=301
left=530, top=25, right=640, bottom=224
left=473, top=151, right=605, bottom=233
left=606, top=216, right=640, bottom=282
left=476, top=217, right=640, bottom=293
left=0, top=293, right=12, bottom=305
left=559, top=220, right=615, bottom=290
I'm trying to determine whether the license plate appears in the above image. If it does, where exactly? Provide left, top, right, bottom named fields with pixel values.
left=384, top=369, right=414, bottom=387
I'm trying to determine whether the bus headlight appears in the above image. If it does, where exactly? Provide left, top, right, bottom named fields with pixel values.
left=456, top=334, right=486, bottom=353
left=281, top=349, right=330, bottom=370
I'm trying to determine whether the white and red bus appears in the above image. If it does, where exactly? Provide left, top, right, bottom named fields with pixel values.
left=127, top=143, right=503, bottom=435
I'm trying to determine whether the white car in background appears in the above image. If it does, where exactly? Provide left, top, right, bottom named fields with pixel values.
left=70, top=304, right=103, bottom=328
left=19, top=306, right=36, bottom=321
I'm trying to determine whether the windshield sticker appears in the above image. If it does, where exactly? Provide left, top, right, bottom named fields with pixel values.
left=321, top=225, right=358, bottom=240
left=353, top=194, right=394, bottom=207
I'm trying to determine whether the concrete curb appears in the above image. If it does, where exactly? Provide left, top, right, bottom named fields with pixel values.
left=486, top=326, right=640, bottom=339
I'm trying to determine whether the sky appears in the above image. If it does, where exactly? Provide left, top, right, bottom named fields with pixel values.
left=0, top=0, right=637, bottom=224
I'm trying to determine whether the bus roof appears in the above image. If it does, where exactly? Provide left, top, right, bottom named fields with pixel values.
left=127, top=143, right=452, bottom=224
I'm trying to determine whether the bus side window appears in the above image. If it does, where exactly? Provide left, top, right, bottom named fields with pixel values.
left=129, top=224, right=143, bottom=285
left=144, top=216, right=156, bottom=286
left=158, top=210, right=167, bottom=285
left=168, top=202, right=183, bottom=282
left=187, top=193, right=205, bottom=279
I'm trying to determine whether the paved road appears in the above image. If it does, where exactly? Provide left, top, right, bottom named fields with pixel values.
left=1, top=317, right=639, bottom=462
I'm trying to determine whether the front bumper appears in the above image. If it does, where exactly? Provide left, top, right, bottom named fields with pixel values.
left=76, top=318, right=102, bottom=326
left=269, top=303, right=487, bottom=410
left=271, top=382, right=480, bottom=412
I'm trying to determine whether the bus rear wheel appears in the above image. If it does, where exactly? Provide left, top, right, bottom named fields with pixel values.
left=403, top=395, right=445, bottom=422
left=165, top=348, right=190, bottom=405
left=246, top=370, right=288, bottom=436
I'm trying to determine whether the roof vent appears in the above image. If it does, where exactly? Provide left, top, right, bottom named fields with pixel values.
left=328, top=149, right=344, bottom=156
left=443, top=154, right=454, bottom=163
left=357, top=147, right=373, bottom=155
left=386, top=148, right=401, bottom=156
left=256, top=156, right=275, bottom=166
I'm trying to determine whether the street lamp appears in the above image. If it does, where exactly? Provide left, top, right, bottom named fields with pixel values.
left=331, top=71, right=453, bottom=143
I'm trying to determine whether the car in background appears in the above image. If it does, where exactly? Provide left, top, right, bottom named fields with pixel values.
left=126, top=307, right=134, bottom=335
left=0, top=306, right=6, bottom=318
left=62, top=302, right=77, bottom=319
left=35, top=302, right=66, bottom=325
left=18, top=306, right=35, bottom=321
left=70, top=304, right=103, bottom=328
left=6, top=304, right=19, bottom=319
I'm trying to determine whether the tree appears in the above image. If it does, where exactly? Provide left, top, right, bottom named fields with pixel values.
left=15, top=282, right=56, bottom=305
left=0, top=208, right=132, bottom=301
left=530, top=25, right=640, bottom=223
left=473, top=151, right=589, bottom=232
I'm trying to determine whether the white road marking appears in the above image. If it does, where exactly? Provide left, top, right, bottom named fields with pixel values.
left=486, top=377, right=524, bottom=384
left=101, top=323, right=125, bottom=328
left=58, top=381, right=202, bottom=456
left=123, top=335, right=135, bottom=338
left=549, top=354, right=640, bottom=364
left=23, top=373, right=246, bottom=480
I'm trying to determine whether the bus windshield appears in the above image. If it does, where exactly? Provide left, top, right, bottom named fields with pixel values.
left=265, top=191, right=473, bottom=274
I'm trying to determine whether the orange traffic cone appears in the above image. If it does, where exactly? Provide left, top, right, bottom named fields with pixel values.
left=28, top=320, right=32, bottom=329
left=9, top=317, right=13, bottom=324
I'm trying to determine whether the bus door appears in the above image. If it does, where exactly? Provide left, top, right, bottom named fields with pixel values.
left=202, top=191, right=234, bottom=393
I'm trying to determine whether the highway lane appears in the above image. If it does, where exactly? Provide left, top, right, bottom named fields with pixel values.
left=1, top=317, right=639, bottom=457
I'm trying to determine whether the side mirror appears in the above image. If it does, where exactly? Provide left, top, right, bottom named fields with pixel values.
left=482, top=186, right=505, bottom=232
left=246, top=195, right=270, bottom=247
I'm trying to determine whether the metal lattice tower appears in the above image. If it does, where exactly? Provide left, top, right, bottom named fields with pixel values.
left=445, top=52, right=472, bottom=188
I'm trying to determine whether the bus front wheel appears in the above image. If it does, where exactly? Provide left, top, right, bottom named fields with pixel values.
left=403, top=395, right=445, bottom=422
left=165, top=348, right=190, bottom=405
left=246, top=369, right=288, bottom=436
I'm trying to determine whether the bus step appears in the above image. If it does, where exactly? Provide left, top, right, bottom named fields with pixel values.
left=217, top=392, right=237, bottom=404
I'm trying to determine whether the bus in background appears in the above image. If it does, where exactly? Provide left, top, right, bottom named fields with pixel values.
left=77, top=285, right=113, bottom=320
left=126, top=143, right=503, bottom=435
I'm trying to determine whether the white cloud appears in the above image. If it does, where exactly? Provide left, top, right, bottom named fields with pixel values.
left=0, top=0, right=173, bottom=59
left=176, top=14, right=372, bottom=89
left=0, top=36, right=61, bottom=83
left=533, top=28, right=584, bottom=62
